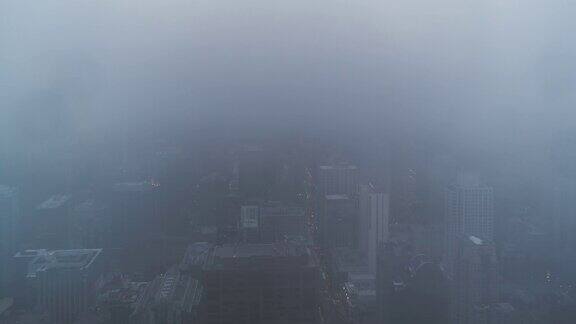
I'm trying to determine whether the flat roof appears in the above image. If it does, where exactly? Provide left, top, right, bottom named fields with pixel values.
left=113, top=182, right=155, bottom=192
left=0, top=185, right=16, bottom=198
left=214, top=243, right=305, bottom=259
left=37, top=194, right=71, bottom=210
left=23, top=249, right=102, bottom=277
left=319, top=165, right=357, bottom=170
left=469, top=236, right=483, bottom=245
left=325, top=194, right=349, bottom=200
left=207, top=243, right=317, bottom=269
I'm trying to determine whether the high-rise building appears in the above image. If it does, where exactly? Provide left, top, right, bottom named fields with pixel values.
left=319, top=194, right=357, bottom=249
left=0, top=185, right=19, bottom=296
left=130, top=266, right=203, bottom=324
left=451, top=236, right=499, bottom=324
left=202, top=243, right=320, bottom=324
left=359, top=184, right=389, bottom=273
left=28, top=249, right=104, bottom=324
left=376, top=241, right=450, bottom=324
left=240, top=205, right=260, bottom=243
left=317, top=164, right=358, bottom=197
left=444, top=174, right=494, bottom=274
left=259, top=201, right=305, bottom=243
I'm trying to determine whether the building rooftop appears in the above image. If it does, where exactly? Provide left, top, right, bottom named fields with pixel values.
left=132, top=267, right=203, bottom=318
left=18, top=249, right=102, bottom=278
left=319, top=165, right=357, bottom=170
left=0, top=185, right=16, bottom=198
left=37, top=194, right=71, bottom=210
left=180, top=242, right=212, bottom=271
left=469, top=236, right=483, bottom=245
left=74, top=199, right=107, bottom=213
left=207, top=243, right=317, bottom=269
left=325, top=194, right=349, bottom=200
left=113, top=181, right=156, bottom=192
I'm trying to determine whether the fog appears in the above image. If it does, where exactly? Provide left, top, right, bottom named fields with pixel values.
left=1, top=0, right=575, bottom=155
left=2, top=2, right=576, bottom=323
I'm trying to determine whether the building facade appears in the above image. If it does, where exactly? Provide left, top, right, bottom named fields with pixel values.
left=0, top=185, right=19, bottom=296
left=202, top=243, right=320, bottom=324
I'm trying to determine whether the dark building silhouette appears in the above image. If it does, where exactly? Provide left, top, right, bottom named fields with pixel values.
left=319, top=194, right=357, bottom=249
left=0, top=185, right=19, bottom=297
left=377, top=241, right=450, bottom=324
left=14, top=249, right=105, bottom=324
left=202, top=243, right=320, bottom=324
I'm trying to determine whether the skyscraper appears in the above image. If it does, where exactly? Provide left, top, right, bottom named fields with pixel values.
left=0, top=185, right=19, bottom=296
left=317, top=164, right=358, bottom=197
left=202, top=243, right=320, bottom=324
left=31, top=249, right=104, bottom=324
left=451, top=236, right=499, bottom=324
left=444, top=173, right=494, bottom=274
left=359, top=184, right=389, bottom=273
left=319, top=194, right=357, bottom=249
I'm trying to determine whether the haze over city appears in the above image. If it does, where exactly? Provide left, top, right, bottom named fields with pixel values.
left=1, top=1, right=576, bottom=323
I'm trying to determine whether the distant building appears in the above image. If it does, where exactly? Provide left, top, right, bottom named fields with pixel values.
left=359, top=184, right=389, bottom=273
left=317, top=164, right=358, bottom=197
left=0, top=185, right=19, bottom=297
left=239, top=205, right=260, bottom=243
left=452, top=236, right=499, bottom=324
left=130, top=266, right=203, bottom=324
left=376, top=241, right=450, bottom=324
left=319, top=194, right=357, bottom=249
left=94, top=273, right=149, bottom=324
left=96, top=243, right=210, bottom=324
left=23, top=249, right=104, bottom=324
left=202, top=243, right=321, bottom=324
left=444, top=174, right=494, bottom=274
left=259, top=201, right=305, bottom=243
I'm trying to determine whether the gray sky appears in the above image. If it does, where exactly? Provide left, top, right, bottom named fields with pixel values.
left=1, top=0, right=575, bottom=154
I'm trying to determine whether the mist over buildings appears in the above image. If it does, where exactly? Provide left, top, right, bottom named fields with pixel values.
left=3, top=2, right=576, bottom=323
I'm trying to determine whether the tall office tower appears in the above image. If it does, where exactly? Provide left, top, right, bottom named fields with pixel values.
left=317, top=164, right=358, bottom=197
left=376, top=241, right=450, bottom=324
left=240, top=205, right=260, bottom=243
left=444, top=173, right=494, bottom=274
left=0, top=185, right=19, bottom=296
left=359, top=184, right=390, bottom=273
left=259, top=202, right=305, bottom=243
left=33, top=249, right=104, bottom=324
left=319, top=194, right=357, bottom=249
left=130, top=266, right=203, bottom=324
left=202, top=243, right=321, bottom=324
left=452, top=236, right=499, bottom=324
